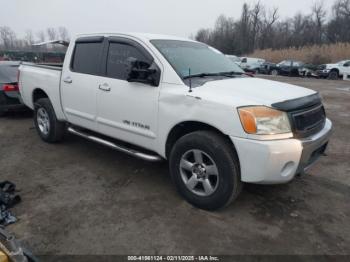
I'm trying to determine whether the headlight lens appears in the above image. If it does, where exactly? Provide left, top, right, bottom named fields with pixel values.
left=238, top=106, right=291, bottom=135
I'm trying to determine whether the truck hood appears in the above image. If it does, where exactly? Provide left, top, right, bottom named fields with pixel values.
left=194, top=77, right=316, bottom=107
left=325, top=63, right=339, bottom=69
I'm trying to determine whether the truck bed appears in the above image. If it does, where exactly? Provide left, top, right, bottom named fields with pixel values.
left=19, top=62, right=66, bottom=120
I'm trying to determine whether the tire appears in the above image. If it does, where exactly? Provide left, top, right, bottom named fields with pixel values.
left=271, top=69, right=278, bottom=76
left=169, top=131, right=242, bottom=211
left=328, top=70, right=339, bottom=80
left=34, top=98, right=66, bottom=143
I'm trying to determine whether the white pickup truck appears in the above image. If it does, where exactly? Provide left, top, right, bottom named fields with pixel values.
left=317, top=60, right=350, bottom=79
left=19, top=33, right=332, bottom=210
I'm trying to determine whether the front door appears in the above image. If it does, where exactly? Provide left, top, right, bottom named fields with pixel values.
left=96, top=37, right=160, bottom=150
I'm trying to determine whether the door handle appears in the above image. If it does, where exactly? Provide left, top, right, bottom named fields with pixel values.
left=63, top=77, right=73, bottom=84
left=99, top=83, right=111, bottom=92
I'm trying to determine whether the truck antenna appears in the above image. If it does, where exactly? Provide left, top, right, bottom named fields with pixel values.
left=188, top=68, right=193, bottom=93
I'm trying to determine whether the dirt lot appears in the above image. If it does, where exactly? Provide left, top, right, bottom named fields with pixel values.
left=1, top=76, right=350, bottom=256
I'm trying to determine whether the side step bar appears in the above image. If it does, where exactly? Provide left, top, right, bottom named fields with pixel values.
left=67, top=127, right=163, bottom=162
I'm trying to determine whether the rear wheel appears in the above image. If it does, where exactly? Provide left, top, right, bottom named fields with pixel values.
left=34, top=98, right=66, bottom=143
left=169, top=131, right=242, bottom=211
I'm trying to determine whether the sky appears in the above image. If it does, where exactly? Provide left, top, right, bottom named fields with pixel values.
left=1, top=0, right=336, bottom=39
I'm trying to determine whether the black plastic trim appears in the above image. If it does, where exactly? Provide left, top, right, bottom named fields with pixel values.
left=75, top=36, right=104, bottom=43
left=272, top=93, right=321, bottom=112
left=107, top=36, right=154, bottom=63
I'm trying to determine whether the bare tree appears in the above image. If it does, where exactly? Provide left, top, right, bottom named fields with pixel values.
left=46, top=27, right=57, bottom=41
left=58, top=26, right=70, bottom=41
left=25, top=30, right=35, bottom=49
left=237, top=3, right=251, bottom=54
left=250, top=1, right=263, bottom=49
left=195, top=28, right=211, bottom=43
left=36, top=30, right=46, bottom=42
left=312, top=0, right=327, bottom=43
left=260, top=7, right=279, bottom=49
left=0, top=26, right=16, bottom=50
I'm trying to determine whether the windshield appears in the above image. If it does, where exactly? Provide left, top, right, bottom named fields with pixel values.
left=151, top=40, right=244, bottom=78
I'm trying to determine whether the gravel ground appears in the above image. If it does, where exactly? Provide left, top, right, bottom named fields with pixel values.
left=1, top=76, right=349, bottom=256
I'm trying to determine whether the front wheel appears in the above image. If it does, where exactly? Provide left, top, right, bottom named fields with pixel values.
left=34, top=98, right=66, bottom=143
left=328, top=71, right=339, bottom=80
left=169, top=131, right=242, bottom=211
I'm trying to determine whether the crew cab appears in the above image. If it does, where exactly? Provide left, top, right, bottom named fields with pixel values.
left=19, top=33, right=332, bottom=210
left=317, top=60, right=350, bottom=80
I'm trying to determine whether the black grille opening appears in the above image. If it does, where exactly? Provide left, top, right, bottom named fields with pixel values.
left=290, top=104, right=326, bottom=137
left=307, top=142, right=328, bottom=167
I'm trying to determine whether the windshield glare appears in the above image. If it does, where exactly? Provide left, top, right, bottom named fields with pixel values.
left=151, top=40, right=244, bottom=78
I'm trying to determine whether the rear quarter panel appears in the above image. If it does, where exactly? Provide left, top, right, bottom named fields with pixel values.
left=19, top=65, right=66, bottom=120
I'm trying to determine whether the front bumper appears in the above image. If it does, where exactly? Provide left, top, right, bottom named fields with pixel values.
left=231, top=119, right=333, bottom=184
left=316, top=70, right=330, bottom=77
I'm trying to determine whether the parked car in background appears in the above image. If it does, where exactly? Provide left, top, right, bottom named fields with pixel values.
left=240, top=57, right=265, bottom=73
left=317, top=60, right=350, bottom=80
left=275, top=60, right=304, bottom=77
left=226, top=55, right=241, bottom=65
left=259, top=62, right=278, bottom=75
left=0, top=61, right=25, bottom=116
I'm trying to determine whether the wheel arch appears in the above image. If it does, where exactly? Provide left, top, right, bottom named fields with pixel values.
left=32, top=88, right=49, bottom=106
left=330, top=68, right=339, bottom=73
left=165, top=121, right=238, bottom=159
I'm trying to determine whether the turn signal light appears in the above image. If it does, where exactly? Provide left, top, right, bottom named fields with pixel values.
left=238, top=106, right=291, bottom=135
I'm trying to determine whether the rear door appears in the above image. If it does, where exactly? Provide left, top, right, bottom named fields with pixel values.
left=280, top=60, right=292, bottom=75
left=61, top=36, right=104, bottom=131
left=96, top=37, right=160, bottom=150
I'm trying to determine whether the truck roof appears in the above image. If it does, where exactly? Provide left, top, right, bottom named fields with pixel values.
left=75, top=32, right=195, bottom=42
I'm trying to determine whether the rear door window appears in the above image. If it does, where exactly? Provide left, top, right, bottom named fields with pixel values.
left=71, top=41, right=103, bottom=75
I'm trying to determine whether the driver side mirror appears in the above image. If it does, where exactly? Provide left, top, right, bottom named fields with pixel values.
left=126, top=57, right=160, bottom=86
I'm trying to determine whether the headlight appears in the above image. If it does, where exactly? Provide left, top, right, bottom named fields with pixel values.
left=238, top=106, right=291, bottom=135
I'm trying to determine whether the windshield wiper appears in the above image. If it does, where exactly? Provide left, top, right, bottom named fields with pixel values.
left=183, top=72, right=219, bottom=80
left=183, top=71, right=243, bottom=80
left=217, top=71, right=244, bottom=76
